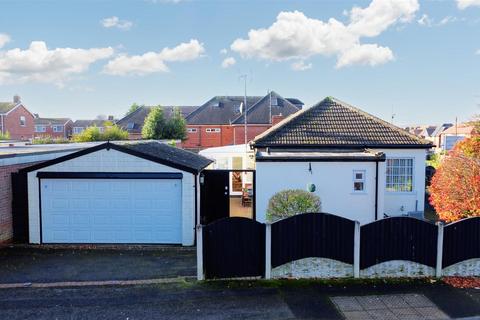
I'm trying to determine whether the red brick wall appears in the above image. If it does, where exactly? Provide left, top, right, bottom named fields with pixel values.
left=4, top=105, right=34, bottom=140
left=0, top=162, right=40, bottom=244
left=183, top=125, right=233, bottom=149
left=233, top=125, right=271, bottom=145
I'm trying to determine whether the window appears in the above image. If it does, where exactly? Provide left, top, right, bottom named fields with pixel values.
left=35, top=125, right=46, bottom=133
left=52, top=125, right=63, bottom=132
left=353, top=170, right=365, bottom=192
left=99, top=127, right=105, bottom=133
left=20, top=116, right=26, bottom=126
left=73, top=127, right=84, bottom=134
left=271, top=98, right=279, bottom=106
left=206, top=128, right=221, bottom=133
left=386, top=158, right=414, bottom=192
left=126, top=122, right=134, bottom=130
left=187, top=128, right=197, bottom=133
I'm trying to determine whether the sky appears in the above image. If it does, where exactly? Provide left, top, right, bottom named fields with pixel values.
left=0, top=0, right=479, bottom=126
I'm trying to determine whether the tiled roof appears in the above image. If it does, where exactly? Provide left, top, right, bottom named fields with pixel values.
left=186, top=96, right=263, bottom=125
left=34, top=118, right=72, bottom=126
left=231, top=91, right=300, bottom=124
left=253, top=97, right=434, bottom=149
left=0, top=102, right=16, bottom=114
left=442, top=125, right=476, bottom=135
left=116, top=106, right=198, bottom=134
left=72, top=119, right=108, bottom=128
left=119, top=141, right=212, bottom=172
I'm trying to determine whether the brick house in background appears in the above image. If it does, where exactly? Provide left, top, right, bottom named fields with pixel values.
left=34, top=117, right=73, bottom=139
left=0, top=95, right=35, bottom=140
left=117, top=106, right=198, bottom=140
left=184, top=91, right=302, bottom=150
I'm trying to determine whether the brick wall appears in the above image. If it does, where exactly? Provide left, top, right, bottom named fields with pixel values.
left=0, top=162, right=40, bottom=244
left=233, top=125, right=270, bottom=145
left=183, top=125, right=233, bottom=149
left=4, top=105, right=35, bottom=140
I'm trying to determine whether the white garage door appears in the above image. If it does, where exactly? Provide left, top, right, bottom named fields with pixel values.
left=40, top=178, right=182, bottom=244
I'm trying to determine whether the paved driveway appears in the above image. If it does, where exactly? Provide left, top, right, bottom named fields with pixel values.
left=0, top=246, right=196, bottom=284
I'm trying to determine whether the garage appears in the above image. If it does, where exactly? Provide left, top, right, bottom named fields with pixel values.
left=20, top=141, right=212, bottom=245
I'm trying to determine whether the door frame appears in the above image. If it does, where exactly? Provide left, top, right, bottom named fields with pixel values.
left=37, top=171, right=183, bottom=244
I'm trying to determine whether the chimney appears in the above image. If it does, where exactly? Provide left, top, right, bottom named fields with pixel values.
left=13, top=95, right=21, bottom=104
left=271, top=114, right=284, bottom=125
left=108, top=115, right=114, bottom=121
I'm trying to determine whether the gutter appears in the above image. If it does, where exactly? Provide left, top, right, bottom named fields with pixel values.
left=375, top=160, right=379, bottom=221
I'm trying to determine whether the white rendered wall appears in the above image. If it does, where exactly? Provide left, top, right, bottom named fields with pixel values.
left=373, top=149, right=427, bottom=217
left=27, top=149, right=196, bottom=245
left=255, top=161, right=377, bottom=224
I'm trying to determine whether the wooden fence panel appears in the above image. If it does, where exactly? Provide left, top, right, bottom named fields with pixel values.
left=360, top=217, right=437, bottom=269
left=443, top=217, right=480, bottom=268
left=271, top=213, right=355, bottom=268
left=203, top=217, right=265, bottom=279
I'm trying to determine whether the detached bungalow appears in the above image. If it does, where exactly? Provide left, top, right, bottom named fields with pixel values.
left=252, top=97, right=433, bottom=225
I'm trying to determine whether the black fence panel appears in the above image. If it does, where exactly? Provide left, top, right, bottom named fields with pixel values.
left=271, top=212, right=355, bottom=268
left=11, top=172, right=29, bottom=243
left=360, top=217, right=437, bottom=269
left=443, top=217, right=480, bottom=268
left=203, top=217, right=265, bottom=279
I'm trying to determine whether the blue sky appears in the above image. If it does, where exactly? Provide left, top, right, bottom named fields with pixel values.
left=0, top=0, right=479, bottom=126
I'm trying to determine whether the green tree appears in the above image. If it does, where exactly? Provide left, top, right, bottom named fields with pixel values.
left=126, top=103, right=141, bottom=116
left=165, top=107, right=187, bottom=140
left=102, top=125, right=129, bottom=141
left=73, top=126, right=102, bottom=142
left=73, top=125, right=128, bottom=142
left=266, top=189, right=322, bottom=222
left=142, top=106, right=166, bottom=139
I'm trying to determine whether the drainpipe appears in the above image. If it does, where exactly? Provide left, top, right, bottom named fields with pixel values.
left=375, top=160, right=379, bottom=220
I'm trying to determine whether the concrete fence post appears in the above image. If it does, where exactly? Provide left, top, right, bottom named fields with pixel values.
left=265, top=223, right=272, bottom=279
left=196, top=224, right=204, bottom=281
left=353, top=221, right=361, bottom=278
left=436, top=222, right=444, bottom=278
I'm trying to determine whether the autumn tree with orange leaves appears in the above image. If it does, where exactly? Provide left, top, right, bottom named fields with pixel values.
left=429, top=135, right=480, bottom=222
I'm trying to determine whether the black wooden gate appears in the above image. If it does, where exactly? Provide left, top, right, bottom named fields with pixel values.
left=443, top=217, right=480, bottom=268
left=11, top=171, right=29, bottom=243
left=200, top=170, right=230, bottom=225
left=203, top=217, right=265, bottom=279
left=271, top=213, right=355, bottom=268
left=360, top=217, right=437, bottom=269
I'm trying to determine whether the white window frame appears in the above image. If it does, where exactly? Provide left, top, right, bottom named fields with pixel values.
left=206, top=128, right=221, bottom=133
left=73, top=127, right=84, bottom=134
left=187, top=128, right=197, bottom=133
left=352, top=170, right=366, bottom=193
left=52, top=125, right=63, bottom=132
left=20, top=116, right=26, bottom=127
left=35, top=125, right=47, bottom=133
left=386, top=157, right=415, bottom=193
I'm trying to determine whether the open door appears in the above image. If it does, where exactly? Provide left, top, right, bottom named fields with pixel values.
left=200, top=170, right=230, bottom=224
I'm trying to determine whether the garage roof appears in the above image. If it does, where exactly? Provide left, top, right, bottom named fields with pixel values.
left=20, top=141, right=213, bottom=174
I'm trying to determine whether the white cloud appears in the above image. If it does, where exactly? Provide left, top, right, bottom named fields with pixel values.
left=220, top=48, right=228, bottom=55
left=221, top=57, right=236, bottom=68
left=417, top=14, right=433, bottom=26
left=291, top=60, right=312, bottom=71
left=457, top=0, right=480, bottom=9
left=103, top=39, right=204, bottom=76
left=0, top=33, right=10, bottom=48
left=230, top=0, right=418, bottom=68
left=0, top=41, right=113, bottom=86
left=438, top=16, right=458, bottom=26
left=101, top=16, right=133, bottom=30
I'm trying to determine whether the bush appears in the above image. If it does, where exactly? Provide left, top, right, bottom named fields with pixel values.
left=142, top=106, right=187, bottom=140
left=32, top=136, right=70, bottom=144
left=73, top=125, right=129, bottom=142
left=0, top=131, right=10, bottom=140
left=266, top=189, right=321, bottom=222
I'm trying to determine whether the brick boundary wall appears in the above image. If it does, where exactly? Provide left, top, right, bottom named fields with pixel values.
left=0, top=161, right=42, bottom=244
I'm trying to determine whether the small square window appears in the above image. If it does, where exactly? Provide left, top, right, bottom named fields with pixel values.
left=354, top=182, right=364, bottom=191
left=20, top=116, right=26, bottom=126
left=126, top=122, right=134, bottom=130
left=353, top=170, right=366, bottom=192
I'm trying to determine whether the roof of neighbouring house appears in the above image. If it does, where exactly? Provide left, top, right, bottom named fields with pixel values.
left=431, top=123, right=453, bottom=137
left=441, top=124, right=476, bottom=135
left=116, top=106, right=198, bottom=134
left=231, top=91, right=300, bottom=124
left=72, top=119, right=109, bottom=128
left=186, top=96, right=263, bottom=125
left=253, top=97, right=434, bottom=149
left=0, top=102, right=17, bottom=114
left=19, top=140, right=213, bottom=174
left=34, top=118, right=72, bottom=126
